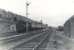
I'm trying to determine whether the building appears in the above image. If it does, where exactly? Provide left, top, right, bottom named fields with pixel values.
left=0, top=9, right=47, bottom=34
left=0, top=9, right=32, bottom=33
left=0, top=9, right=17, bottom=33
left=64, top=15, right=74, bottom=38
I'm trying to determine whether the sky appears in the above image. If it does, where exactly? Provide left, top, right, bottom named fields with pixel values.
left=0, top=0, right=74, bottom=26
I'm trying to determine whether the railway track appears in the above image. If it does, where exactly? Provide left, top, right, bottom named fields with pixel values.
left=0, top=29, right=51, bottom=50
left=11, top=30, right=50, bottom=50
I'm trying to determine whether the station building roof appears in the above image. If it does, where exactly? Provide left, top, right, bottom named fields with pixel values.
left=64, top=15, right=74, bottom=25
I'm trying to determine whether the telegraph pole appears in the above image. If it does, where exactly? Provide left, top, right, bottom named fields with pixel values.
left=26, top=0, right=30, bottom=32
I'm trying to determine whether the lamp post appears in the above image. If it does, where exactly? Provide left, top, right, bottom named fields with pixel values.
left=25, top=0, right=30, bottom=32
left=26, top=0, right=30, bottom=18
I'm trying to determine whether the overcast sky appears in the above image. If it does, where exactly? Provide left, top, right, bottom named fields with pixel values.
left=0, top=0, right=74, bottom=26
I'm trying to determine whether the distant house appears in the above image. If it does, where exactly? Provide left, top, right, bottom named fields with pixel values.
left=64, top=15, right=74, bottom=38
